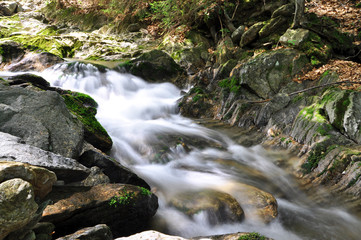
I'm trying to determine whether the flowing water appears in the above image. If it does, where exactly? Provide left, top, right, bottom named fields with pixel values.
left=3, top=61, right=361, bottom=239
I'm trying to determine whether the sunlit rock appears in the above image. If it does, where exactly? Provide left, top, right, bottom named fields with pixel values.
left=0, top=178, right=38, bottom=240
left=169, top=189, right=244, bottom=225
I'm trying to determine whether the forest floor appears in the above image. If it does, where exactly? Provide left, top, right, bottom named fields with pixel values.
left=300, top=0, right=361, bottom=89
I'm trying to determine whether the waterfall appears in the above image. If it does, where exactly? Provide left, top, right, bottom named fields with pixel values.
left=34, top=61, right=361, bottom=240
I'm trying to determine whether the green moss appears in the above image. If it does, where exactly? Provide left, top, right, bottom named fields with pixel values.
left=139, top=187, right=152, bottom=196
left=109, top=187, right=136, bottom=207
left=347, top=173, right=361, bottom=187
left=219, top=76, right=241, bottom=93
left=300, top=32, right=331, bottom=66
left=302, top=144, right=338, bottom=173
left=238, top=232, right=266, bottom=240
left=61, top=92, right=109, bottom=139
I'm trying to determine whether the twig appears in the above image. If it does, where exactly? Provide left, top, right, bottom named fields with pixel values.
left=246, top=80, right=361, bottom=103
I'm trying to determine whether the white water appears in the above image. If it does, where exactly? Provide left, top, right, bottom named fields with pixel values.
left=5, top=62, right=360, bottom=239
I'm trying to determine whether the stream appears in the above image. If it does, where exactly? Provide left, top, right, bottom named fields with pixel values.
left=5, top=61, right=361, bottom=240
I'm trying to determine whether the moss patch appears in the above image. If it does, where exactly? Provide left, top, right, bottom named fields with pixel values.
left=302, top=143, right=338, bottom=173
left=62, top=91, right=112, bottom=151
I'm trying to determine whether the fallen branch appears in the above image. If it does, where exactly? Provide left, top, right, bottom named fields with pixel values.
left=247, top=80, right=361, bottom=103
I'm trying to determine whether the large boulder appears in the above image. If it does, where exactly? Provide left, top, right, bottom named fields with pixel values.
left=230, top=48, right=309, bottom=99
left=79, top=150, right=150, bottom=189
left=0, top=161, right=57, bottom=199
left=0, top=178, right=38, bottom=240
left=0, top=132, right=89, bottom=183
left=121, top=50, right=186, bottom=87
left=169, top=189, right=244, bottom=225
left=0, top=83, right=84, bottom=159
left=0, top=41, right=25, bottom=65
left=42, top=184, right=158, bottom=238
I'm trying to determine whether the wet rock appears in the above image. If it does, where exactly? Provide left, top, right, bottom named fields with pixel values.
left=0, top=161, right=57, bottom=199
left=170, top=189, right=244, bottom=225
left=0, top=132, right=89, bottom=183
left=0, top=1, right=21, bottom=16
left=240, top=22, right=265, bottom=47
left=124, top=50, right=186, bottom=87
left=42, top=184, right=158, bottom=238
left=0, top=40, right=25, bottom=64
left=115, top=230, right=186, bottom=240
left=255, top=93, right=290, bottom=127
left=7, top=73, right=51, bottom=89
left=215, top=183, right=278, bottom=224
left=0, top=178, right=38, bottom=240
left=79, top=150, right=150, bottom=189
left=56, top=224, right=113, bottom=240
left=0, top=83, right=84, bottom=159
left=280, top=28, right=310, bottom=48
left=5, top=52, right=64, bottom=72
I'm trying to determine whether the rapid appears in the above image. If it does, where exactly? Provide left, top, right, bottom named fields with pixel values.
left=10, top=61, right=361, bottom=239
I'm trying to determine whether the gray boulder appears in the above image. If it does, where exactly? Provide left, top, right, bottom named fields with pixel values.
left=279, top=28, right=310, bottom=48
left=0, top=132, right=89, bottom=183
left=56, top=224, right=113, bottom=240
left=0, top=83, right=84, bottom=159
left=240, top=22, right=265, bottom=47
left=79, top=150, right=150, bottom=189
left=231, top=48, right=309, bottom=99
left=0, top=178, right=38, bottom=240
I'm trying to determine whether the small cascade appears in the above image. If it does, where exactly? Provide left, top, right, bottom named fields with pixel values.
left=31, top=61, right=361, bottom=240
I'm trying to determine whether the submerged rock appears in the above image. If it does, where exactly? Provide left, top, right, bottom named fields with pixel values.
left=215, top=183, right=278, bottom=224
left=42, top=184, right=158, bottom=238
left=170, top=189, right=244, bottom=225
left=0, top=178, right=38, bottom=240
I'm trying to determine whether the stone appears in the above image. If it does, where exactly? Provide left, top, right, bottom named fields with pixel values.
left=0, top=40, right=25, bottom=64
left=279, top=28, right=310, bottom=48
left=7, top=73, right=51, bottom=89
left=79, top=150, right=150, bottom=189
left=0, top=178, right=38, bottom=239
left=214, top=183, right=278, bottom=224
left=5, top=52, right=64, bottom=72
left=0, top=83, right=84, bottom=159
left=80, top=166, right=110, bottom=186
left=230, top=48, right=308, bottom=99
left=341, top=92, right=361, bottom=143
left=170, top=189, right=244, bottom=225
left=115, top=230, right=187, bottom=240
left=124, top=50, right=186, bottom=87
left=259, top=16, right=288, bottom=39
left=0, top=161, right=57, bottom=199
left=56, top=224, right=113, bottom=240
left=42, top=184, right=158, bottom=238
left=0, top=132, right=89, bottom=183
left=271, top=3, right=295, bottom=18
left=240, top=22, right=265, bottom=47
left=231, top=25, right=246, bottom=44
left=0, top=1, right=19, bottom=16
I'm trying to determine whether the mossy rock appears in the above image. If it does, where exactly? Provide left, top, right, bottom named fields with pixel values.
left=123, top=50, right=186, bottom=87
left=61, top=91, right=112, bottom=152
left=305, top=13, right=353, bottom=55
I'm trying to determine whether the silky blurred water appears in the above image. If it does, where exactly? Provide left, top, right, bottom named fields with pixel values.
left=3, top=61, right=360, bottom=239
